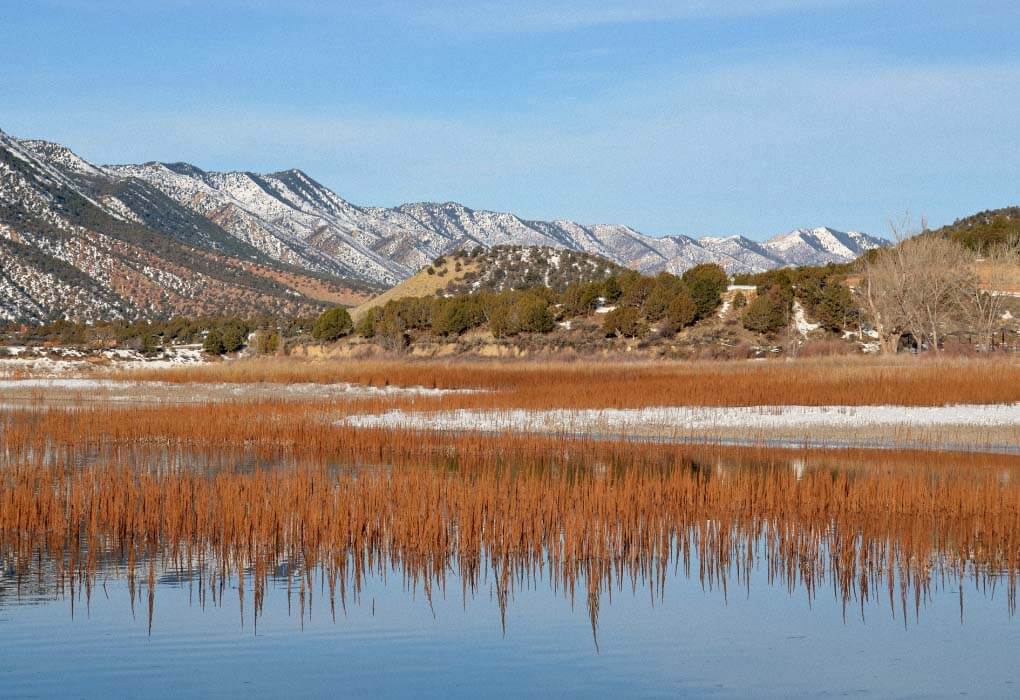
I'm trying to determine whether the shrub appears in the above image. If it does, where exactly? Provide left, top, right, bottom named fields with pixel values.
left=374, top=307, right=410, bottom=351
left=665, top=288, right=698, bottom=330
left=742, top=285, right=792, bottom=333
left=642, top=273, right=685, bottom=321
left=487, top=291, right=555, bottom=337
left=601, top=276, right=622, bottom=303
left=202, top=330, right=225, bottom=355
left=431, top=297, right=485, bottom=336
left=603, top=307, right=647, bottom=338
left=387, top=297, right=432, bottom=331
left=355, top=309, right=378, bottom=338
left=517, top=293, right=555, bottom=333
left=732, top=291, right=747, bottom=309
left=251, top=329, right=281, bottom=355
left=139, top=333, right=159, bottom=356
left=615, top=270, right=650, bottom=307
left=799, top=339, right=855, bottom=358
left=312, top=307, right=354, bottom=342
left=221, top=323, right=247, bottom=353
left=560, top=281, right=602, bottom=317
left=815, top=282, right=857, bottom=332
left=681, top=264, right=729, bottom=319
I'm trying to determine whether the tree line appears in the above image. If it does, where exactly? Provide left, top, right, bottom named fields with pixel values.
left=0, top=315, right=316, bottom=356
left=5, top=233, right=1016, bottom=357
left=318, top=264, right=736, bottom=349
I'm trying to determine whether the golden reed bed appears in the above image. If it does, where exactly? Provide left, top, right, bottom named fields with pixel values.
left=3, top=420, right=1020, bottom=636
left=117, top=356, right=1020, bottom=409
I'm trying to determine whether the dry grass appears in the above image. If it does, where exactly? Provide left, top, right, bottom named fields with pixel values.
left=5, top=357, right=1020, bottom=635
left=119, top=356, right=1020, bottom=409
left=3, top=442, right=1020, bottom=634
left=3, top=396, right=1016, bottom=465
left=351, top=259, right=479, bottom=319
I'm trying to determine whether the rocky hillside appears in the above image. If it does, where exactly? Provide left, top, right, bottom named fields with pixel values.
left=442, top=246, right=622, bottom=294
left=1, top=126, right=890, bottom=321
left=0, top=130, right=373, bottom=322
left=353, top=246, right=620, bottom=319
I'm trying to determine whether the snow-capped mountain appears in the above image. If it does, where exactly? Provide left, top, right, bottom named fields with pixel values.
left=0, top=129, right=370, bottom=322
left=761, top=227, right=888, bottom=267
left=102, top=148, right=887, bottom=280
left=0, top=127, right=890, bottom=321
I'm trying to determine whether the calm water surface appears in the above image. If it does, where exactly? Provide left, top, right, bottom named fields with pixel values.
left=2, top=423, right=1019, bottom=699
left=2, top=550, right=1018, bottom=698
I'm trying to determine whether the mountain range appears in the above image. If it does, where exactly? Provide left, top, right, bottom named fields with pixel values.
left=0, top=127, right=889, bottom=321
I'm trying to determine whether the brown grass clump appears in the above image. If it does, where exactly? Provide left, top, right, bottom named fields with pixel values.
left=118, top=356, right=1020, bottom=409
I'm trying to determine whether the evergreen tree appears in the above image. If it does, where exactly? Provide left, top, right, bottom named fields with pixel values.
left=202, top=329, right=226, bottom=355
left=221, top=324, right=247, bottom=353
left=642, top=273, right=686, bottom=321
left=742, top=286, right=792, bottom=333
left=681, top=264, right=729, bottom=319
left=312, top=307, right=354, bottom=342
left=816, top=282, right=856, bottom=332
left=602, top=307, right=647, bottom=338
left=665, top=288, right=698, bottom=331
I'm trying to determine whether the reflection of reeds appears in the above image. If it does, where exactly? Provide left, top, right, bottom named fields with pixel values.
left=3, top=435, right=1020, bottom=635
left=119, top=356, right=1020, bottom=408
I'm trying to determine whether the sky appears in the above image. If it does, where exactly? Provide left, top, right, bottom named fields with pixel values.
left=2, top=0, right=1019, bottom=240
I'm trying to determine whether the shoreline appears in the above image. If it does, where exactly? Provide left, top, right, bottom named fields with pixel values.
left=345, top=403, right=1020, bottom=455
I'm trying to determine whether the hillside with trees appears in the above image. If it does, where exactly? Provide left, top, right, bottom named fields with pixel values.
left=930, top=206, right=1020, bottom=252
left=3, top=220, right=1018, bottom=361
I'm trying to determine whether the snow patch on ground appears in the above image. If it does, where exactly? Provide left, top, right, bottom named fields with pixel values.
left=346, top=403, right=1020, bottom=432
left=0, top=345, right=208, bottom=377
left=793, top=301, right=820, bottom=335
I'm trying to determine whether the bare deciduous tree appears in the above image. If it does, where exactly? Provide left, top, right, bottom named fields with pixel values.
left=862, top=218, right=979, bottom=353
left=968, top=237, right=1020, bottom=350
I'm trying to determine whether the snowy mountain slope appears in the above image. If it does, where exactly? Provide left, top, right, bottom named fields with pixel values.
left=697, top=236, right=783, bottom=273
left=104, top=162, right=406, bottom=285
left=105, top=149, right=888, bottom=280
left=761, top=227, right=888, bottom=267
left=0, top=127, right=890, bottom=321
left=0, top=130, right=370, bottom=322
left=105, top=157, right=891, bottom=282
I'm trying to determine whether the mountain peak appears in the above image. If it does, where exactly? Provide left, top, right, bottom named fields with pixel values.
left=761, top=226, right=886, bottom=266
left=162, top=161, right=208, bottom=178
left=1, top=127, right=895, bottom=323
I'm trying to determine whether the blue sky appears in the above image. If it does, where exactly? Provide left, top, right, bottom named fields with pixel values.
left=3, top=1, right=1018, bottom=240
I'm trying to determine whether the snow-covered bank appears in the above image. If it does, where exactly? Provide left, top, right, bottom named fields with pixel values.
left=346, top=403, right=1020, bottom=432
left=0, top=345, right=206, bottom=376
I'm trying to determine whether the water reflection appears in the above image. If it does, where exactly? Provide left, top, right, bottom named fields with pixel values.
left=5, top=441, right=1020, bottom=697
left=3, top=454, right=1020, bottom=638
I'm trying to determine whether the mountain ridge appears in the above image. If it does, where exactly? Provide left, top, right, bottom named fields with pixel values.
left=99, top=150, right=888, bottom=279
left=1, top=127, right=891, bottom=321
